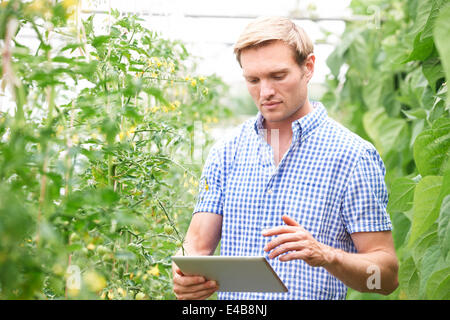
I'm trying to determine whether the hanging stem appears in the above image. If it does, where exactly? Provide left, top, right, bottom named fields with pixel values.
left=65, top=103, right=75, bottom=195
left=36, top=156, right=48, bottom=245
left=64, top=104, right=76, bottom=299
left=2, top=18, right=24, bottom=126
left=157, top=198, right=185, bottom=256
left=36, top=23, right=55, bottom=245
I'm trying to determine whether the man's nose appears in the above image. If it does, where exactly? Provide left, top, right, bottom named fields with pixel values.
left=260, top=80, right=275, bottom=100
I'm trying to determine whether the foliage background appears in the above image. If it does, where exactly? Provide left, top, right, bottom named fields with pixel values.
left=322, top=0, right=450, bottom=299
left=0, top=0, right=230, bottom=299
left=0, top=0, right=449, bottom=300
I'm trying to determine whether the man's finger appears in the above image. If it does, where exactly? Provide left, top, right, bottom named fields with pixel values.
left=174, top=273, right=207, bottom=287
left=267, top=240, right=309, bottom=259
left=174, top=279, right=217, bottom=295
left=262, top=225, right=297, bottom=236
left=176, top=285, right=218, bottom=300
left=175, top=267, right=184, bottom=276
left=278, top=250, right=309, bottom=262
left=282, top=215, right=308, bottom=233
left=281, top=214, right=301, bottom=227
left=263, top=233, right=306, bottom=252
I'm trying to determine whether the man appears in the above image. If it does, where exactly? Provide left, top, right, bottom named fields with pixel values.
left=172, top=16, right=398, bottom=300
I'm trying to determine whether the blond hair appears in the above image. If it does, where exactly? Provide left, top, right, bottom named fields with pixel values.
left=234, top=16, right=314, bottom=67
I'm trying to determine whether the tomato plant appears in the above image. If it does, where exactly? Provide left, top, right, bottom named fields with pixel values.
left=0, top=0, right=230, bottom=299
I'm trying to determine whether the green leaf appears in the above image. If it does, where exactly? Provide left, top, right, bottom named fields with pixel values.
left=410, top=119, right=425, bottom=149
left=413, top=119, right=450, bottom=176
left=417, top=243, right=442, bottom=298
left=123, top=105, right=143, bottom=122
left=438, top=195, right=450, bottom=258
left=399, top=255, right=420, bottom=299
left=404, top=0, right=438, bottom=63
left=100, top=188, right=120, bottom=205
left=412, top=227, right=438, bottom=267
left=80, top=147, right=103, bottom=162
left=387, top=177, right=416, bottom=213
left=401, top=108, right=428, bottom=120
left=325, top=29, right=360, bottom=77
left=68, top=244, right=83, bottom=252
left=434, top=3, right=450, bottom=103
left=362, top=108, right=407, bottom=156
left=52, top=56, right=74, bottom=64
left=91, top=35, right=111, bottom=48
left=405, top=32, right=434, bottom=62
left=391, top=211, right=411, bottom=249
left=348, top=32, right=370, bottom=73
left=326, top=49, right=343, bottom=78
left=60, top=43, right=84, bottom=53
left=143, top=87, right=169, bottom=106
left=422, top=57, right=445, bottom=92
left=410, top=0, right=433, bottom=37
left=421, top=0, right=446, bottom=41
left=409, top=175, right=443, bottom=246
left=100, top=117, right=120, bottom=145
left=396, top=68, right=428, bottom=109
left=426, top=266, right=450, bottom=299
left=362, top=76, right=383, bottom=109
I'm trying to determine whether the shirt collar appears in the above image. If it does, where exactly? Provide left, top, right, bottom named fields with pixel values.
left=253, top=101, right=327, bottom=142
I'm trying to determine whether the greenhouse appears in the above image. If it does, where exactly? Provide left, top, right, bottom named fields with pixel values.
left=0, top=0, right=449, bottom=301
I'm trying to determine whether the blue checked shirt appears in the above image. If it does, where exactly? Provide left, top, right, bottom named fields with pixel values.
left=193, top=101, right=392, bottom=300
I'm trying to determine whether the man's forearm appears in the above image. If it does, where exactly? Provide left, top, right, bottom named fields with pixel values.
left=173, top=212, right=222, bottom=257
left=322, top=246, right=399, bottom=295
left=173, top=239, right=214, bottom=257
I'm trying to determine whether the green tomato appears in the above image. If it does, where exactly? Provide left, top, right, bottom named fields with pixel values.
left=69, top=233, right=80, bottom=242
left=164, top=224, right=174, bottom=235
left=102, top=253, right=113, bottom=262
left=135, top=292, right=146, bottom=300
left=96, top=245, right=109, bottom=255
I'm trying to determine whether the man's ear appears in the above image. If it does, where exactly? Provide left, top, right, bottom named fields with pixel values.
left=303, top=53, right=315, bottom=82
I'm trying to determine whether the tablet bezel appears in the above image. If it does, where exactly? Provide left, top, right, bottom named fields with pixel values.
left=172, top=255, right=288, bottom=293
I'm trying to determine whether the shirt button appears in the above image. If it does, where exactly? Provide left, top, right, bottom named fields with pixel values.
left=267, top=189, right=273, bottom=194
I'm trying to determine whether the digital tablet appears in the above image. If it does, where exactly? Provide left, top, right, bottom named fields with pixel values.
left=172, top=256, right=288, bottom=293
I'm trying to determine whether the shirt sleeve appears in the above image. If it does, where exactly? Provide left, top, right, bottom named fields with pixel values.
left=340, top=148, right=392, bottom=234
left=193, top=140, right=225, bottom=216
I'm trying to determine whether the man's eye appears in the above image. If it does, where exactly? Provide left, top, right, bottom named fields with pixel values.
left=273, top=75, right=285, bottom=80
left=247, top=79, right=258, bottom=84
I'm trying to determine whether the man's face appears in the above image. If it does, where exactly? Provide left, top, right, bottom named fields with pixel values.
left=240, top=40, right=314, bottom=125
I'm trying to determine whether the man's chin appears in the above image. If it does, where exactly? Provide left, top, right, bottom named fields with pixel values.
left=261, top=110, right=286, bottom=123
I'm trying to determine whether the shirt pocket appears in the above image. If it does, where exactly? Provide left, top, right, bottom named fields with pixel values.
left=280, top=179, right=328, bottom=239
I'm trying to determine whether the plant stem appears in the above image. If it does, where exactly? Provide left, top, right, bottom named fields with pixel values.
left=36, top=156, right=47, bottom=245
left=108, top=155, right=114, bottom=187
left=157, top=198, right=185, bottom=255
left=65, top=104, right=75, bottom=196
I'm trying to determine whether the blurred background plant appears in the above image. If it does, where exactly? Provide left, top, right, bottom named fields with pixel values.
left=322, top=0, right=449, bottom=299
left=0, top=0, right=230, bottom=299
left=1, top=0, right=449, bottom=300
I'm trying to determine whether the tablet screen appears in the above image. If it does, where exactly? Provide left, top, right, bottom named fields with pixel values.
left=172, top=256, right=288, bottom=292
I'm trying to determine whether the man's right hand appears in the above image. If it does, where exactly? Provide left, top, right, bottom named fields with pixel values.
left=171, top=212, right=222, bottom=299
left=172, top=265, right=219, bottom=300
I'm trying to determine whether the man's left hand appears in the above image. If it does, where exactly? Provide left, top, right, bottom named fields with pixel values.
left=262, top=214, right=334, bottom=267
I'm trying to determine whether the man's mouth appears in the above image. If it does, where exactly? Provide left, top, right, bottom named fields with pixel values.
left=261, top=101, right=282, bottom=110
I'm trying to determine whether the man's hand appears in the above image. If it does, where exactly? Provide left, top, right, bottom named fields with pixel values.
left=262, top=214, right=333, bottom=267
left=172, top=212, right=222, bottom=299
left=262, top=214, right=399, bottom=295
left=172, top=263, right=219, bottom=300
